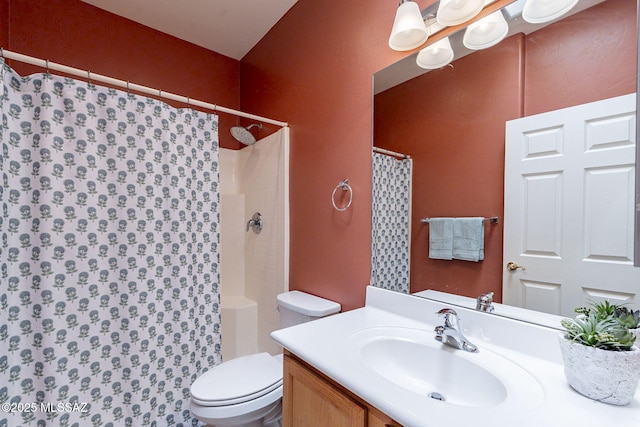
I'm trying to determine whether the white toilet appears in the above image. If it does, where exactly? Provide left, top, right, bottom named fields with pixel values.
left=189, top=291, right=341, bottom=427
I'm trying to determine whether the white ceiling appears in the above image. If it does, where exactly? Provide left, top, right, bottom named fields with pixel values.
left=81, top=0, right=299, bottom=60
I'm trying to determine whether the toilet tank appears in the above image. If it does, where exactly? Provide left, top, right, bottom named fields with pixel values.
left=276, top=291, right=341, bottom=329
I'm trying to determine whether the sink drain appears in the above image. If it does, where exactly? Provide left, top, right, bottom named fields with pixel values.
left=428, top=392, right=446, bottom=402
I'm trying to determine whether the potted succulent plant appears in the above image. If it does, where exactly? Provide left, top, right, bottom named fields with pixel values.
left=559, top=301, right=640, bottom=405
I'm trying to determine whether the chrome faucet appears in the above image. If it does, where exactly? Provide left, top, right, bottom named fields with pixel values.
left=476, top=292, right=495, bottom=313
left=434, top=308, right=478, bottom=353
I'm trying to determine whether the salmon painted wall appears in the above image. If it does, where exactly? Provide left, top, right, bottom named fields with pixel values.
left=0, top=1, right=7, bottom=47
left=374, top=0, right=636, bottom=302
left=240, top=0, right=426, bottom=310
left=524, top=0, right=637, bottom=115
left=0, top=0, right=242, bottom=150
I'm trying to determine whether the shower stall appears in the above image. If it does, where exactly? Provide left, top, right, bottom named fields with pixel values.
left=219, top=128, right=290, bottom=360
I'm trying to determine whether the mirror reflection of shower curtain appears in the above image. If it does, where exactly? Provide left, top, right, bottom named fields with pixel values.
left=0, top=59, right=221, bottom=426
left=370, top=152, right=412, bottom=293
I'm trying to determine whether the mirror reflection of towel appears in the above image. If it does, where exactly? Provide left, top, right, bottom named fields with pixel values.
left=453, top=217, right=484, bottom=262
left=428, top=218, right=454, bottom=260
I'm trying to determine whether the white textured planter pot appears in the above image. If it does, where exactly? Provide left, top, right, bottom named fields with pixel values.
left=558, top=335, right=640, bottom=405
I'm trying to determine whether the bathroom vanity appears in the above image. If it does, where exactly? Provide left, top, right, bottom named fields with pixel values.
left=283, top=351, right=400, bottom=426
left=271, top=286, right=640, bottom=427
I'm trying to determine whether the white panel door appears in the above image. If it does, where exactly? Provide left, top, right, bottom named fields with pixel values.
left=503, top=94, right=639, bottom=316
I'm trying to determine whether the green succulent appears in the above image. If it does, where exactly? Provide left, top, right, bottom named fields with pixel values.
left=574, top=300, right=640, bottom=330
left=614, top=306, right=640, bottom=329
left=574, top=299, right=617, bottom=319
left=561, top=312, right=636, bottom=351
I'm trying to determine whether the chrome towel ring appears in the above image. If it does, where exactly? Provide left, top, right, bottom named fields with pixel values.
left=332, top=179, right=353, bottom=212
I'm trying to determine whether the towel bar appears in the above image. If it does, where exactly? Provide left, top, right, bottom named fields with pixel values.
left=421, top=216, right=499, bottom=224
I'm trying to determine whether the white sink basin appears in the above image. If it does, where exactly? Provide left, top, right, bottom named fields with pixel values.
left=348, top=327, right=544, bottom=410
left=272, top=287, right=640, bottom=427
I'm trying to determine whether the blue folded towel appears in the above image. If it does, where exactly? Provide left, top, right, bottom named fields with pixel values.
left=453, top=217, right=484, bottom=262
left=428, top=218, right=454, bottom=260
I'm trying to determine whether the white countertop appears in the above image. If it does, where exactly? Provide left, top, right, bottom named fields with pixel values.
left=271, top=286, right=640, bottom=427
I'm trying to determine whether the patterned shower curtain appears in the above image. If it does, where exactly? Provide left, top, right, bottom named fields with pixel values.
left=370, top=152, right=412, bottom=293
left=0, top=59, right=221, bottom=426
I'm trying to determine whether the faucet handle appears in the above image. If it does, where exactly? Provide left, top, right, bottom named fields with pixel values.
left=436, top=308, right=457, bottom=317
left=436, top=308, right=459, bottom=329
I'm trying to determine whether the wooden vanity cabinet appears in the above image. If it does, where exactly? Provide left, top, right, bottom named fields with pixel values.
left=368, top=407, right=403, bottom=427
left=282, top=352, right=403, bottom=427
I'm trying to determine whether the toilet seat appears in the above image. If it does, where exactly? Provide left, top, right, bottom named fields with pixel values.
left=191, top=352, right=283, bottom=407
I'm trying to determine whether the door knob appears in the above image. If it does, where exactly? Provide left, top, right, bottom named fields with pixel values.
left=506, top=261, right=525, bottom=271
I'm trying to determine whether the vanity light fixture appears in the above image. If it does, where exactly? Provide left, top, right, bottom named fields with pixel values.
left=388, top=0, right=430, bottom=51
left=416, top=37, right=454, bottom=69
left=436, top=0, right=484, bottom=26
left=522, top=0, right=579, bottom=24
left=462, top=10, right=509, bottom=50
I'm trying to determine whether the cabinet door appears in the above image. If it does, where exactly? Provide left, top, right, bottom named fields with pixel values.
left=368, top=408, right=402, bottom=427
left=283, top=355, right=366, bottom=427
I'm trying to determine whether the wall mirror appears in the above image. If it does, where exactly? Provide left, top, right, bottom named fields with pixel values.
left=372, top=0, right=639, bottom=323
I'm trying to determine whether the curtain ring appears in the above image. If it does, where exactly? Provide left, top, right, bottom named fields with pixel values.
left=0, top=47, right=4, bottom=58
left=43, top=59, right=51, bottom=78
left=126, top=80, right=130, bottom=94
left=87, top=70, right=91, bottom=83
left=186, top=97, right=190, bottom=109
left=332, top=179, right=353, bottom=212
left=158, top=89, right=162, bottom=102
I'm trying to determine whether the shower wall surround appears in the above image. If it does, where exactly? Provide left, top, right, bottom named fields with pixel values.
left=218, top=192, right=255, bottom=361
left=0, top=61, right=222, bottom=426
left=219, top=129, right=289, bottom=357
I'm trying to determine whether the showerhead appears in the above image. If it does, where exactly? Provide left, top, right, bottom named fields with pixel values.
left=230, top=123, right=262, bottom=145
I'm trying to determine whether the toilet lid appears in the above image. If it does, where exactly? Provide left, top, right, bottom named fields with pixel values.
left=190, top=352, right=283, bottom=406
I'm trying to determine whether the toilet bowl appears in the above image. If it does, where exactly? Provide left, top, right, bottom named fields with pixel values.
left=189, top=291, right=340, bottom=427
left=190, top=353, right=283, bottom=427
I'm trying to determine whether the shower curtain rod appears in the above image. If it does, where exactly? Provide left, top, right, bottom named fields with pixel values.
left=373, top=146, right=411, bottom=159
left=1, top=49, right=289, bottom=128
